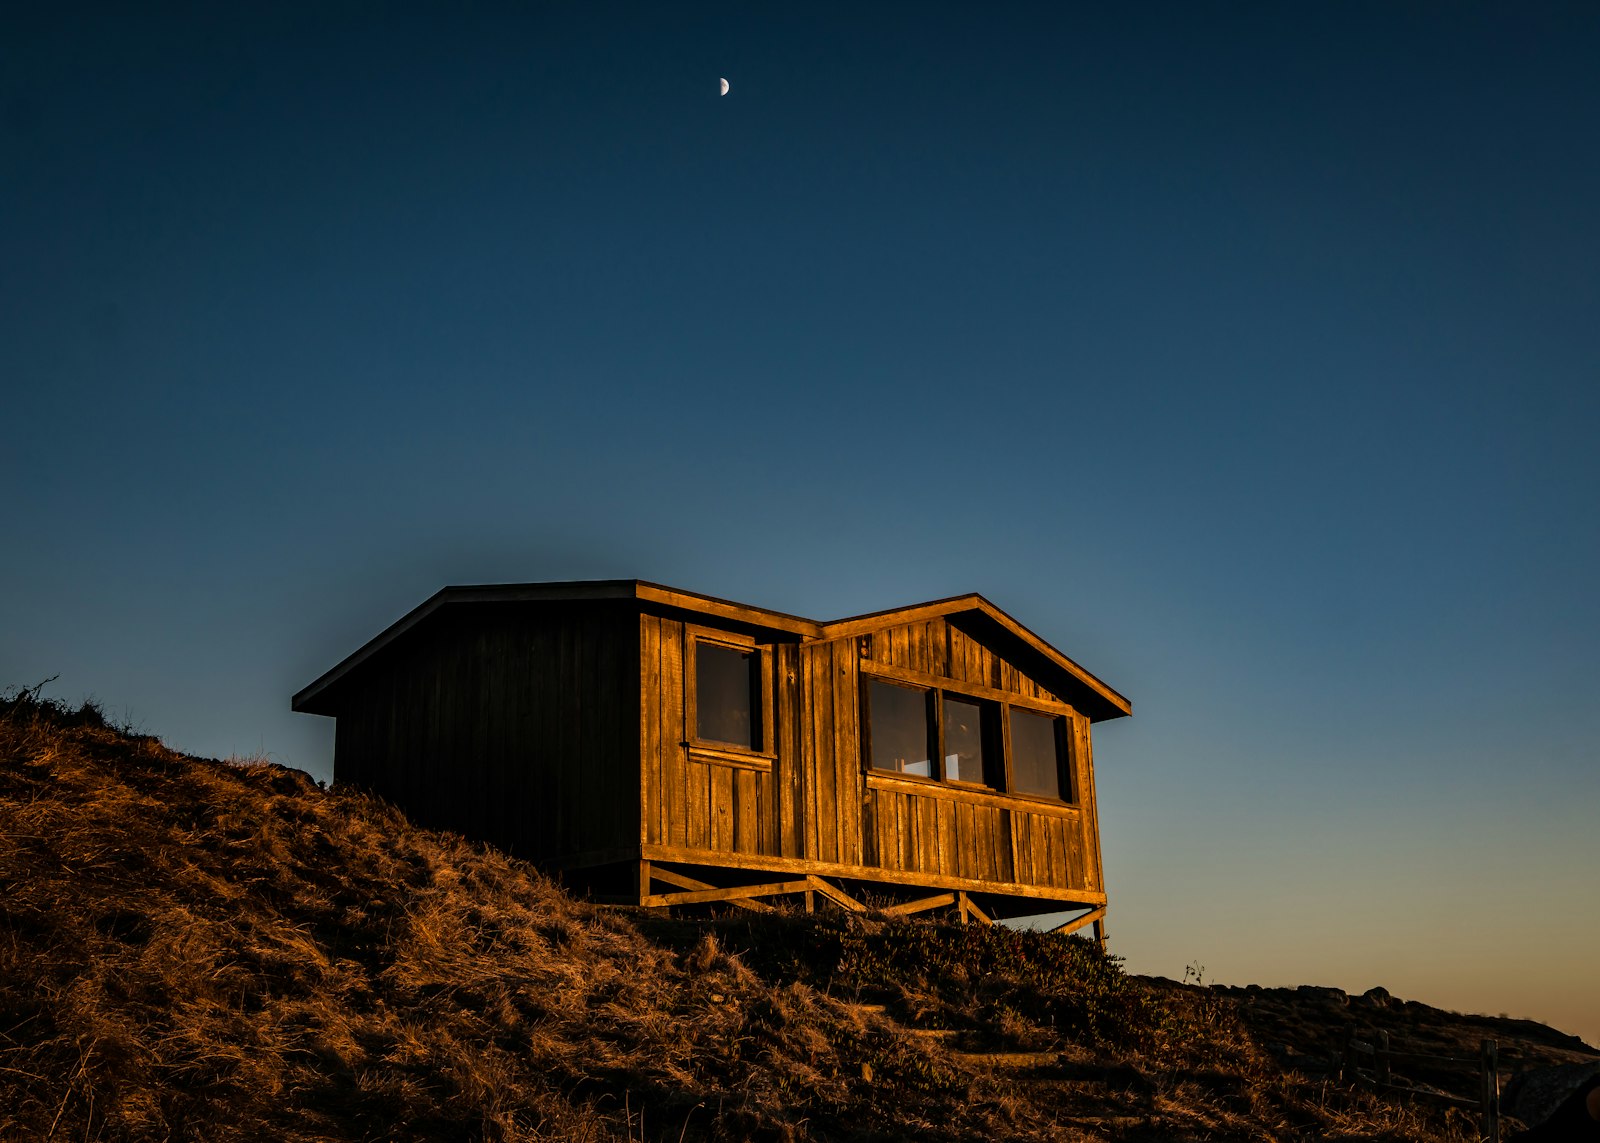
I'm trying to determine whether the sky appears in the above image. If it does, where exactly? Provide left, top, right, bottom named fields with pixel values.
left=5, top=3, right=1598, bottom=1046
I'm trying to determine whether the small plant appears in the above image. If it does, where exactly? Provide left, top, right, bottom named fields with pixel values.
left=1183, top=961, right=1207, bottom=987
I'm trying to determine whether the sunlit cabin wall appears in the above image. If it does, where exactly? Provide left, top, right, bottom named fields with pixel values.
left=851, top=618, right=1103, bottom=895
left=331, top=603, right=640, bottom=865
left=639, top=611, right=795, bottom=860
left=638, top=610, right=1104, bottom=897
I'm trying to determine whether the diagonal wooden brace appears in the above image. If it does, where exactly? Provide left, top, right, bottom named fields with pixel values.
left=1048, top=905, right=1106, bottom=938
left=806, top=875, right=866, bottom=913
left=643, top=875, right=811, bottom=910
left=884, top=891, right=958, bottom=916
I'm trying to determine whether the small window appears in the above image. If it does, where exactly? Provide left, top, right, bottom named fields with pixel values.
left=695, top=641, right=760, bottom=750
left=941, top=694, right=991, bottom=785
left=1010, top=707, right=1068, bottom=800
left=866, top=679, right=933, bottom=777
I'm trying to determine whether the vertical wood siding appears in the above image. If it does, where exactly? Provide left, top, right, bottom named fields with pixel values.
left=332, top=604, right=639, bottom=864
left=868, top=618, right=1062, bottom=704
left=639, top=614, right=786, bottom=859
left=854, top=617, right=1102, bottom=893
left=797, top=638, right=863, bottom=866
left=335, top=603, right=1104, bottom=901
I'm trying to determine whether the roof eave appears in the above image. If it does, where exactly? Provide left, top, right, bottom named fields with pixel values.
left=823, top=595, right=1132, bottom=723
left=292, top=579, right=823, bottom=715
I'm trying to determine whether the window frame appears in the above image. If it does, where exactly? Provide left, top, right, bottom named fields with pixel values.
left=684, top=626, right=776, bottom=766
left=1005, top=703, right=1076, bottom=803
left=860, top=660, right=1079, bottom=804
left=861, top=676, right=939, bottom=779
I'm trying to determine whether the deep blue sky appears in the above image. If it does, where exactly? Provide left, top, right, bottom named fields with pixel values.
left=6, top=4, right=1598, bottom=1042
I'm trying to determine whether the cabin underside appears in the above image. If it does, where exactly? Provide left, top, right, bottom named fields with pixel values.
left=561, top=847, right=1110, bottom=946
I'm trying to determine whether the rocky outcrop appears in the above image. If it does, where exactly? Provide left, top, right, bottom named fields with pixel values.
left=1505, top=1060, right=1600, bottom=1131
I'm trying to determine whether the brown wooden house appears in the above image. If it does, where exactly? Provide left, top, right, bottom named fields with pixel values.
left=293, top=581, right=1130, bottom=939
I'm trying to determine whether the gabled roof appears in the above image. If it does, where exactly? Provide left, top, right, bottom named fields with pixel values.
left=821, top=594, right=1131, bottom=722
left=293, top=580, right=1130, bottom=722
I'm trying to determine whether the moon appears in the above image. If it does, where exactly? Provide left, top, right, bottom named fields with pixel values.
left=719, top=77, right=729, bottom=96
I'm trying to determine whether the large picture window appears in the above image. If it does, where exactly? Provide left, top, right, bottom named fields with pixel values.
left=864, top=678, right=999, bottom=787
left=863, top=668, right=1074, bottom=801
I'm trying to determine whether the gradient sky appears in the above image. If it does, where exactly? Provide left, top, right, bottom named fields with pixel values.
left=5, top=3, right=1598, bottom=1045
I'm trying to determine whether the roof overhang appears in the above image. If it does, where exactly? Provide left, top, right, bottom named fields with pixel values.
left=291, top=580, right=821, bottom=716
left=293, top=581, right=1130, bottom=723
left=822, top=594, right=1131, bottom=723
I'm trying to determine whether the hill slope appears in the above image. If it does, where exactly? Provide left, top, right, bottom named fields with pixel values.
left=1, top=694, right=1592, bottom=1142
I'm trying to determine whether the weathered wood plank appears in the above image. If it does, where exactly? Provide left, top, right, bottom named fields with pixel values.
left=732, top=767, right=756, bottom=854
left=964, top=895, right=994, bottom=926
left=809, top=644, right=837, bottom=862
left=1078, top=714, right=1104, bottom=893
left=643, top=879, right=810, bottom=907
left=833, top=639, right=862, bottom=866
left=661, top=619, right=687, bottom=848
left=1049, top=905, right=1106, bottom=937
left=637, top=844, right=1106, bottom=905
left=711, top=762, right=734, bottom=851
left=806, top=875, right=867, bottom=913
left=884, top=891, right=957, bottom=916
left=777, top=644, right=801, bottom=859
left=859, top=659, right=1077, bottom=714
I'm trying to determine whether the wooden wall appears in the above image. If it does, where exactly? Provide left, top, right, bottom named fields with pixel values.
left=857, top=618, right=1103, bottom=895
left=638, top=611, right=1103, bottom=897
left=332, top=603, right=639, bottom=864
left=797, top=638, right=864, bottom=866
left=640, top=612, right=792, bottom=860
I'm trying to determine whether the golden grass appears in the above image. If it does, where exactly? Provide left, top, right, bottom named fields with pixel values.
left=0, top=694, right=1550, bottom=1141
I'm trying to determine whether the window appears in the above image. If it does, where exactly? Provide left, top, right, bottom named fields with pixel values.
left=866, top=679, right=933, bottom=777
left=1010, top=706, right=1069, bottom=800
left=694, top=640, right=761, bottom=751
left=862, top=668, right=1075, bottom=801
left=941, top=695, right=989, bottom=784
left=864, top=679, right=997, bottom=787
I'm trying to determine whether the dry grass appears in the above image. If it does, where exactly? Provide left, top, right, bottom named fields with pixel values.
left=0, top=691, right=1574, bottom=1141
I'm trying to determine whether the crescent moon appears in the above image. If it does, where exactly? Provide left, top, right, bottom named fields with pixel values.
left=719, top=77, right=729, bottom=96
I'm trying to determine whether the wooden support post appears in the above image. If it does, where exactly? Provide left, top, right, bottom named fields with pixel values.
left=806, top=875, right=866, bottom=914
left=963, top=896, right=993, bottom=926
left=956, top=891, right=969, bottom=925
left=1377, top=1030, right=1391, bottom=1086
left=637, top=860, right=651, bottom=906
left=1481, top=1039, right=1499, bottom=1143
left=804, top=889, right=814, bottom=914
left=1092, top=914, right=1108, bottom=952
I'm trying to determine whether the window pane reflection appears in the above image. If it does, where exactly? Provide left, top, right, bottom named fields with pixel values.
left=1010, top=708, right=1064, bottom=798
left=942, top=695, right=988, bottom=785
left=868, top=680, right=931, bottom=777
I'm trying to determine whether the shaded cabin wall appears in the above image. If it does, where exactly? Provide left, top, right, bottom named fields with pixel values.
left=855, top=617, right=1104, bottom=895
left=332, top=603, right=639, bottom=865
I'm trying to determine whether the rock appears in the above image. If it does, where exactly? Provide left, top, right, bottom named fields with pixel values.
left=1505, top=1061, right=1600, bottom=1130
left=1357, top=986, right=1393, bottom=1009
left=1296, top=985, right=1348, bottom=1006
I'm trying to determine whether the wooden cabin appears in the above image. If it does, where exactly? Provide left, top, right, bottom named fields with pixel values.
left=292, top=581, right=1130, bottom=939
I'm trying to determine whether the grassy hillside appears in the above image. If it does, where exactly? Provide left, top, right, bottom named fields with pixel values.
left=1, top=692, right=1592, bottom=1142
